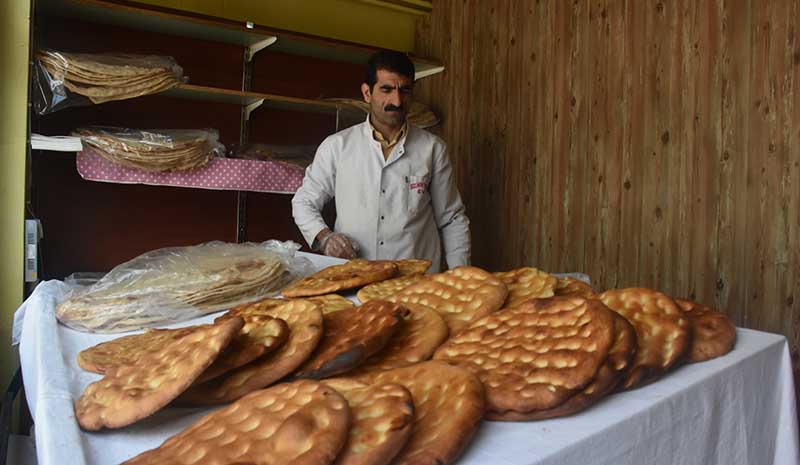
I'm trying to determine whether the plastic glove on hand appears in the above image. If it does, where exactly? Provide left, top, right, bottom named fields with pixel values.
left=320, top=232, right=359, bottom=259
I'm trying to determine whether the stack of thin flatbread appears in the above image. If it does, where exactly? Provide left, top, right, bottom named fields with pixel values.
left=75, top=127, right=222, bottom=172
left=327, top=98, right=440, bottom=128
left=56, top=242, right=293, bottom=333
left=36, top=50, right=182, bottom=104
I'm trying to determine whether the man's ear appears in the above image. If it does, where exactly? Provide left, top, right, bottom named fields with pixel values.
left=361, top=83, right=371, bottom=103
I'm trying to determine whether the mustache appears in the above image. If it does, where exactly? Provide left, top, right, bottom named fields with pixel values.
left=384, top=104, right=405, bottom=112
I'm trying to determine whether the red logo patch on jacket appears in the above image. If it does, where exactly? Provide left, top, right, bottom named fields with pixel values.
left=409, top=181, right=426, bottom=194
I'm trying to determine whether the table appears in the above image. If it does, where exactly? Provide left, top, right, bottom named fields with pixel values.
left=14, top=252, right=800, bottom=465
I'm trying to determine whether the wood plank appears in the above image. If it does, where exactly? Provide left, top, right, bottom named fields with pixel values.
left=717, top=0, right=752, bottom=323
left=790, top=0, right=800, bottom=363
left=453, top=1, right=474, bottom=212
left=601, top=0, right=627, bottom=291
left=472, top=0, right=492, bottom=268
left=549, top=0, right=572, bottom=273
left=618, top=0, right=645, bottom=288
left=664, top=1, right=699, bottom=297
left=583, top=0, right=608, bottom=287
left=488, top=0, right=510, bottom=271
left=531, top=0, right=556, bottom=269
left=562, top=0, right=589, bottom=275
left=744, top=0, right=772, bottom=328
left=763, top=0, right=793, bottom=336
left=662, top=0, right=688, bottom=299
left=504, top=0, right=527, bottom=271
left=456, top=1, right=477, bottom=219
left=639, top=1, right=671, bottom=290
left=518, top=0, right=540, bottom=267
left=689, top=1, right=722, bottom=304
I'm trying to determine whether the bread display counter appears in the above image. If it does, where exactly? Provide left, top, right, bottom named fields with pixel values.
left=14, top=252, right=800, bottom=465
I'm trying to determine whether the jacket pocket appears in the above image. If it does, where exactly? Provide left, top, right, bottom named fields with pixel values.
left=405, top=174, right=431, bottom=214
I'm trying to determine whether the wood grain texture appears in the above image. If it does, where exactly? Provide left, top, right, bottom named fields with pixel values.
left=416, top=0, right=800, bottom=369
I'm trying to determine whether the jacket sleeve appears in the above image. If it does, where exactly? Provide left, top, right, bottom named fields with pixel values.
left=430, top=142, right=471, bottom=268
left=291, top=139, right=336, bottom=248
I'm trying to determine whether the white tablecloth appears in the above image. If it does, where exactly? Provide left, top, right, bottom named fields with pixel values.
left=15, top=252, right=800, bottom=465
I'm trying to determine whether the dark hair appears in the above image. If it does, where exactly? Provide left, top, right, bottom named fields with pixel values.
left=364, top=50, right=415, bottom=89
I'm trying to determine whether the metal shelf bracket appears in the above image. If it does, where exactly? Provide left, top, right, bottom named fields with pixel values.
left=246, top=36, right=277, bottom=62
left=244, top=98, right=265, bottom=121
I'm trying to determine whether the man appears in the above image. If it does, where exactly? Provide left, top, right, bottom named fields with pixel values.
left=291, top=51, right=470, bottom=272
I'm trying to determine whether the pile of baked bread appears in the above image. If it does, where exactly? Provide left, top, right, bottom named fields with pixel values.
left=71, top=258, right=735, bottom=465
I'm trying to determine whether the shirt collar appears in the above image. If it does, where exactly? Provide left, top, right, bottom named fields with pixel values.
left=368, top=116, right=407, bottom=150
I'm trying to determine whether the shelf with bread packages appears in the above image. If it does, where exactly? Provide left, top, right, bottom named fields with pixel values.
left=30, top=81, right=440, bottom=194
left=30, top=0, right=443, bottom=197
left=30, top=127, right=319, bottom=196
left=30, top=39, right=370, bottom=194
left=29, top=83, right=373, bottom=195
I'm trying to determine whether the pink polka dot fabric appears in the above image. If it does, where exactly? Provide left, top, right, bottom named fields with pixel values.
left=76, top=147, right=304, bottom=194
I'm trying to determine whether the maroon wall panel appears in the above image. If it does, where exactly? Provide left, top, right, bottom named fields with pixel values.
left=251, top=51, right=363, bottom=100
left=32, top=152, right=238, bottom=278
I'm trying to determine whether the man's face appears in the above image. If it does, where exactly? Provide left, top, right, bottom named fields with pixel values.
left=361, top=69, right=413, bottom=130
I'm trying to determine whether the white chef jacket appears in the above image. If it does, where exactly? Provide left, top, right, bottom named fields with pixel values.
left=291, top=118, right=471, bottom=272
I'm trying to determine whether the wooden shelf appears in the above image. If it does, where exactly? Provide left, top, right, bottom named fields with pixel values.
left=37, top=0, right=275, bottom=49
left=160, top=83, right=366, bottom=118
left=37, top=0, right=445, bottom=78
left=265, top=33, right=444, bottom=80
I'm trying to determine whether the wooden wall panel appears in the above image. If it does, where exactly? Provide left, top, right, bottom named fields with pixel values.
left=416, top=0, right=800, bottom=368
left=718, top=0, right=751, bottom=325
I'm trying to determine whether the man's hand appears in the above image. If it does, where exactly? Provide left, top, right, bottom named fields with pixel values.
left=316, top=230, right=359, bottom=259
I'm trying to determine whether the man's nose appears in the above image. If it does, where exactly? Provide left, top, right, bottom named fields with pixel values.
left=387, top=90, right=402, bottom=106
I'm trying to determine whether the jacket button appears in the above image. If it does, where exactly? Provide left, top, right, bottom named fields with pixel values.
left=379, top=241, right=384, bottom=246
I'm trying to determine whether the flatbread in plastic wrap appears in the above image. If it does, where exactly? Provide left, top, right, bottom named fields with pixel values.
left=56, top=241, right=311, bottom=333
left=75, top=127, right=225, bottom=172
left=34, top=50, right=184, bottom=114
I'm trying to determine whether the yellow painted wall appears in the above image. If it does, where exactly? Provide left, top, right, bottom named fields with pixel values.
left=0, top=0, right=30, bottom=388
left=135, top=0, right=420, bottom=51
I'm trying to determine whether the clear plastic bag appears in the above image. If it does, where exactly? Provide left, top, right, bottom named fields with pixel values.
left=74, top=127, right=225, bottom=172
left=552, top=272, right=592, bottom=285
left=33, top=50, right=185, bottom=115
left=56, top=240, right=313, bottom=334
